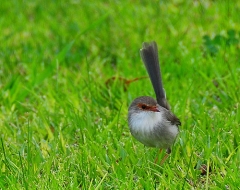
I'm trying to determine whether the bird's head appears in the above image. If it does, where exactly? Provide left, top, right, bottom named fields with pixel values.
left=128, top=96, right=162, bottom=115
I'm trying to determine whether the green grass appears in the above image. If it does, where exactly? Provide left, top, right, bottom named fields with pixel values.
left=1, top=0, right=240, bottom=189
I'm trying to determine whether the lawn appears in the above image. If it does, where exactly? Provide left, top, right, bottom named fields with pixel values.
left=0, top=0, right=239, bottom=189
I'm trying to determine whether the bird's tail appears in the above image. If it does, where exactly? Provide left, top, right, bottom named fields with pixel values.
left=140, top=41, right=170, bottom=110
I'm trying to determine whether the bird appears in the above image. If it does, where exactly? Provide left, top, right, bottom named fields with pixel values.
left=128, top=41, right=181, bottom=164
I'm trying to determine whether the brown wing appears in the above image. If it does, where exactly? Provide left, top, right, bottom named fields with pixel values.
left=165, top=111, right=181, bottom=126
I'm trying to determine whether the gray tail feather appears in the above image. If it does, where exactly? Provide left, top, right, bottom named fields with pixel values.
left=140, top=41, right=170, bottom=110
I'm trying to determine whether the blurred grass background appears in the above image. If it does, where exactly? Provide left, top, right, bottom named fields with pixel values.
left=0, top=0, right=239, bottom=189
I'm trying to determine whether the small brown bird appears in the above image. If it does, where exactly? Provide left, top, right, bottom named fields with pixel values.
left=128, top=41, right=181, bottom=164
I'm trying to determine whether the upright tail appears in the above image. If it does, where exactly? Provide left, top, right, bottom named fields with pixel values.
left=140, top=41, right=170, bottom=110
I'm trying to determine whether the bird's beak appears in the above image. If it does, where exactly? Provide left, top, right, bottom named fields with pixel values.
left=149, top=106, right=160, bottom=112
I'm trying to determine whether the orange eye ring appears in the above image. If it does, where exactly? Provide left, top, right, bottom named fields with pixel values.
left=137, top=103, right=148, bottom=110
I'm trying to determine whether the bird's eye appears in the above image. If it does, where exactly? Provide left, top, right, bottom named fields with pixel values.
left=141, top=104, right=147, bottom=109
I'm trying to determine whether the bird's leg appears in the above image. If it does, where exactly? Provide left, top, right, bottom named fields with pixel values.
left=160, top=154, right=169, bottom=165
left=160, top=148, right=171, bottom=165
left=154, top=149, right=162, bottom=163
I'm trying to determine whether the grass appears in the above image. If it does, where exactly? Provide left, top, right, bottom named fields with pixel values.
left=0, top=0, right=239, bottom=189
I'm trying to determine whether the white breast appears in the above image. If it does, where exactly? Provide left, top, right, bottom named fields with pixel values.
left=129, top=111, right=178, bottom=148
left=129, top=111, right=164, bottom=133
